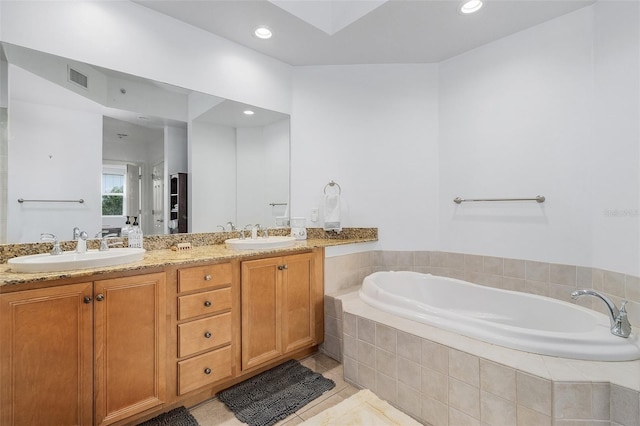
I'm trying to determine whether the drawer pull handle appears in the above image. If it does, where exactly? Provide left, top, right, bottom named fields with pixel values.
left=204, top=300, right=212, bottom=307
left=204, top=368, right=211, bottom=375
left=204, top=331, right=212, bottom=339
left=204, top=275, right=212, bottom=281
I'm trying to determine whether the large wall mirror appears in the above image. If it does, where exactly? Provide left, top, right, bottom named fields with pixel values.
left=0, top=43, right=290, bottom=244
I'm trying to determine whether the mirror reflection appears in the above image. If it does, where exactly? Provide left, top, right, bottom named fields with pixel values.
left=0, top=43, right=290, bottom=244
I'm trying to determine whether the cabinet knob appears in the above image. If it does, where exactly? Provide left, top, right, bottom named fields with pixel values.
left=204, top=331, right=212, bottom=339
left=83, top=296, right=92, bottom=304
left=204, top=275, right=212, bottom=281
left=204, top=300, right=212, bottom=307
left=95, top=293, right=105, bottom=302
left=204, top=368, right=211, bottom=375
left=277, top=264, right=288, bottom=270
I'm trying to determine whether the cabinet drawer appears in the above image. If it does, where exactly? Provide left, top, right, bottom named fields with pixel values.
left=178, top=312, right=232, bottom=358
left=178, top=287, right=231, bottom=320
left=178, top=346, right=232, bottom=395
left=178, top=263, right=232, bottom=293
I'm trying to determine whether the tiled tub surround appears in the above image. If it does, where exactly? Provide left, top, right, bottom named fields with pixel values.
left=320, top=251, right=640, bottom=426
left=340, top=294, right=640, bottom=426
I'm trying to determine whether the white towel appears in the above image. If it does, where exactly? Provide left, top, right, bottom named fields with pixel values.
left=324, top=193, right=341, bottom=232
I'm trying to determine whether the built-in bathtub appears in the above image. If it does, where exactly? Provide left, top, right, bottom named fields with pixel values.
left=359, top=271, right=640, bottom=361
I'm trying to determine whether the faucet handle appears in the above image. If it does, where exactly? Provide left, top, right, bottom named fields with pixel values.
left=41, top=233, right=63, bottom=255
left=619, top=300, right=629, bottom=316
left=99, top=234, right=120, bottom=251
left=612, top=300, right=632, bottom=338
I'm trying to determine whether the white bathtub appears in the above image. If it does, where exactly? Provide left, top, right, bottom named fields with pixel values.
left=359, top=271, right=640, bottom=361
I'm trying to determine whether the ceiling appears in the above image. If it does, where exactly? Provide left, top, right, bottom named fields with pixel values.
left=134, top=0, right=594, bottom=66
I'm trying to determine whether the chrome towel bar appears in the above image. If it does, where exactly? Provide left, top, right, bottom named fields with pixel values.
left=18, top=198, right=85, bottom=204
left=454, top=195, right=545, bottom=204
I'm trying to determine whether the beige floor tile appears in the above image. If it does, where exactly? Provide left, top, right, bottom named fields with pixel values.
left=189, top=398, right=244, bottom=426
left=274, top=414, right=305, bottom=426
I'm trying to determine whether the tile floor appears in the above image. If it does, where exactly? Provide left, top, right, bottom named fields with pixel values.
left=189, top=353, right=361, bottom=426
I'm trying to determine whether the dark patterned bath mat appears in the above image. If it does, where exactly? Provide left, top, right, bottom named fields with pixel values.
left=137, top=406, right=199, bottom=426
left=217, top=359, right=336, bottom=426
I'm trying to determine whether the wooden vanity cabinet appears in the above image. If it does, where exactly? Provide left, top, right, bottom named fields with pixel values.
left=0, top=283, right=94, bottom=426
left=176, top=262, right=237, bottom=396
left=241, top=249, right=324, bottom=371
left=0, top=272, right=166, bottom=426
left=94, top=273, right=166, bottom=426
left=0, top=247, right=325, bottom=425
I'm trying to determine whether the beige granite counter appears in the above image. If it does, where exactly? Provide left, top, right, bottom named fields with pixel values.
left=0, top=228, right=377, bottom=289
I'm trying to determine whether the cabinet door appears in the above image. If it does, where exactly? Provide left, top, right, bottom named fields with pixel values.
left=94, top=273, right=166, bottom=426
left=241, top=257, right=282, bottom=370
left=0, top=283, right=93, bottom=426
left=282, top=252, right=318, bottom=353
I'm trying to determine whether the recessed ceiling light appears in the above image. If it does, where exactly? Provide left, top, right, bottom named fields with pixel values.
left=460, top=0, right=483, bottom=14
left=254, top=26, right=272, bottom=39
left=243, top=110, right=255, bottom=115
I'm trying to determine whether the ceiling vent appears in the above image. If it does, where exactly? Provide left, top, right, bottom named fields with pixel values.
left=68, top=66, right=88, bottom=89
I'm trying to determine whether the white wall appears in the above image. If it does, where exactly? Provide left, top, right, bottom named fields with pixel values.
left=591, top=1, right=640, bottom=276
left=438, top=7, right=595, bottom=267
left=8, top=66, right=102, bottom=242
left=291, top=64, right=440, bottom=250
left=264, top=119, right=291, bottom=224
left=437, top=4, right=640, bottom=276
left=236, top=120, right=290, bottom=228
left=0, top=1, right=292, bottom=114
left=190, top=122, right=236, bottom=232
left=237, top=128, right=267, bottom=228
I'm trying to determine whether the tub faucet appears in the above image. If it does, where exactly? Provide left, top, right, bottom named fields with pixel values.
left=571, top=289, right=631, bottom=338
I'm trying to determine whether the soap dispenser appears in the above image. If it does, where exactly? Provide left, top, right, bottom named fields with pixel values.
left=128, top=217, right=143, bottom=248
left=121, top=216, right=132, bottom=238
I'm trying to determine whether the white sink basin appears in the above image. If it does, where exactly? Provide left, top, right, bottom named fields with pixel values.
left=8, top=248, right=146, bottom=273
left=225, top=236, right=297, bottom=250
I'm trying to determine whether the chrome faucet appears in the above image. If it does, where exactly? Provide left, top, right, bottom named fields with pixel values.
left=571, top=289, right=632, bottom=338
left=251, top=224, right=261, bottom=239
left=226, top=221, right=236, bottom=231
left=240, top=224, right=253, bottom=240
left=41, top=233, right=63, bottom=255
left=99, top=234, right=122, bottom=251
left=73, top=228, right=88, bottom=254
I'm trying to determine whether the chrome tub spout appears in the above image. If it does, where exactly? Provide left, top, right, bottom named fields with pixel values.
left=571, top=289, right=631, bottom=338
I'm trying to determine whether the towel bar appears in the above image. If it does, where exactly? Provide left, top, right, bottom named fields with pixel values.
left=454, top=196, right=545, bottom=204
left=18, top=198, right=85, bottom=204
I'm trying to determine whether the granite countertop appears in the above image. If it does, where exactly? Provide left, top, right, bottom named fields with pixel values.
left=0, top=230, right=377, bottom=288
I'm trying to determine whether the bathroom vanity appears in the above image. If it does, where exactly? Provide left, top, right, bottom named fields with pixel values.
left=0, top=241, right=342, bottom=426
